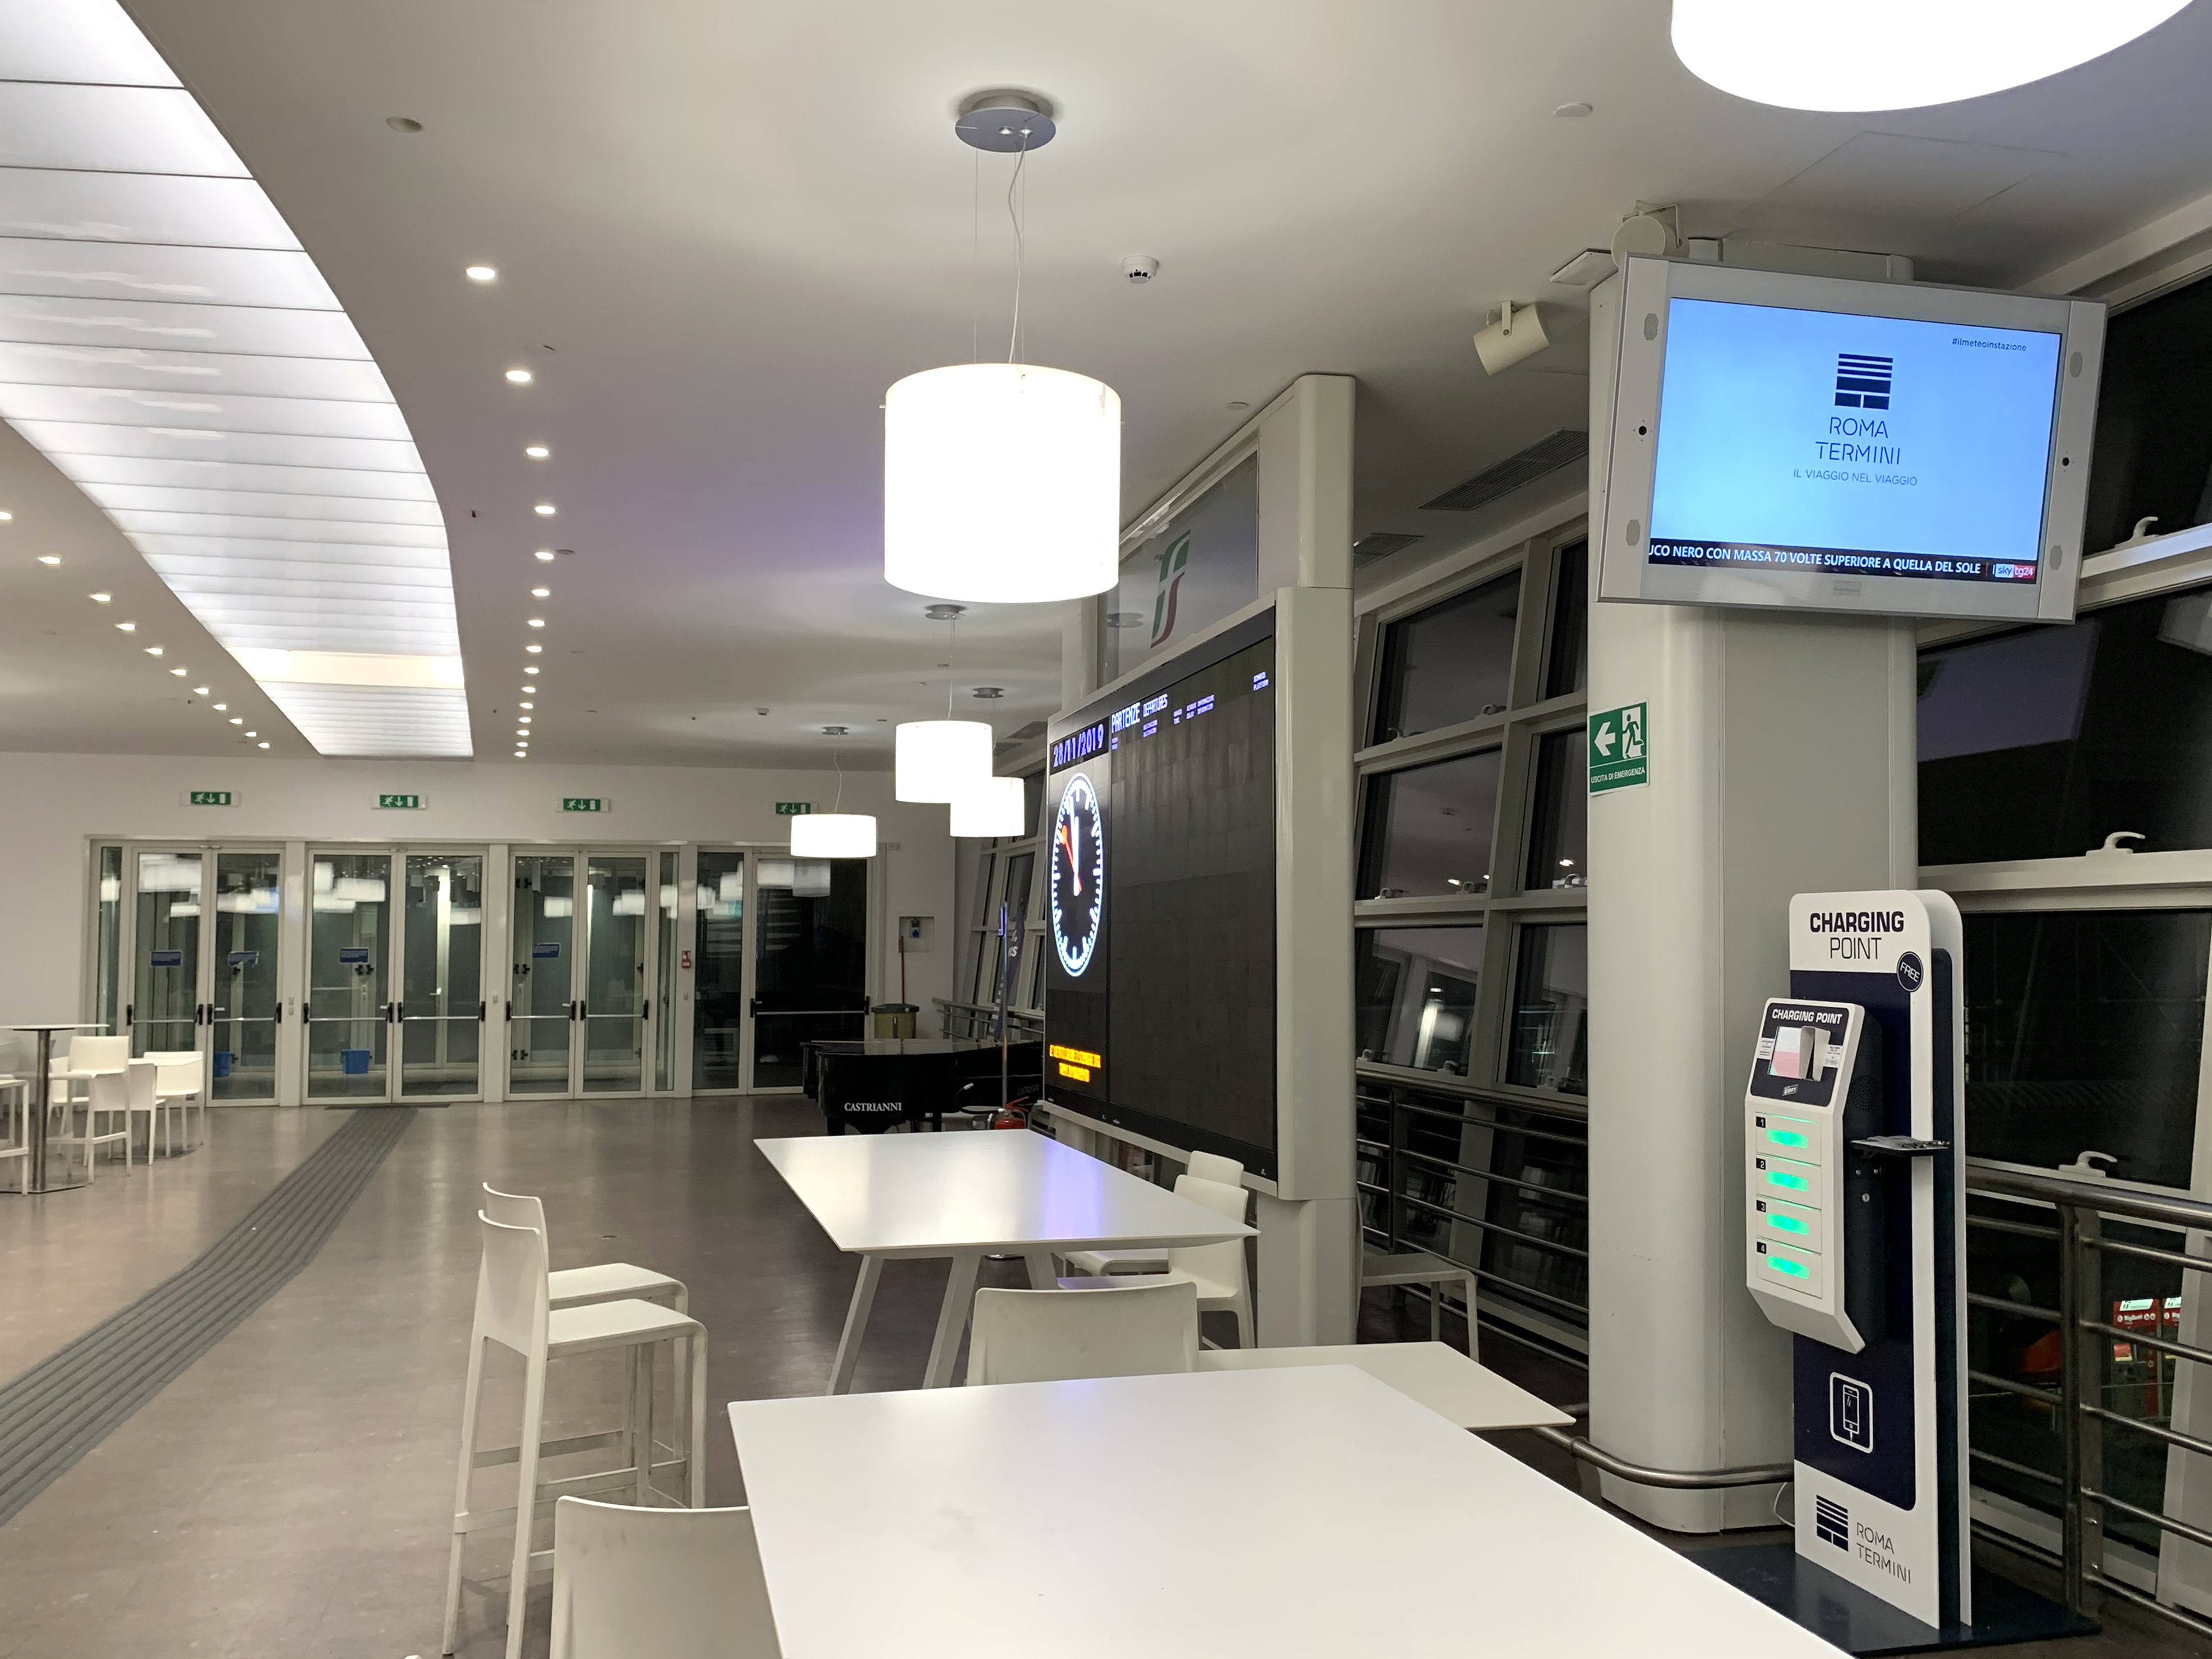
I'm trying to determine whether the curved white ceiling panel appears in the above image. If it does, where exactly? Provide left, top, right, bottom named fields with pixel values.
left=0, top=1, right=467, bottom=757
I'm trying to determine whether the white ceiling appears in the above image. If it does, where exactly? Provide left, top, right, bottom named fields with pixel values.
left=4, top=0, right=2212, bottom=766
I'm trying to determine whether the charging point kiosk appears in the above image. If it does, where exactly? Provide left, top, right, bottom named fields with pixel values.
left=1745, top=890, right=1970, bottom=1635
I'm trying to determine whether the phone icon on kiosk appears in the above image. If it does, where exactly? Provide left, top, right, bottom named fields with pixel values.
left=1831, top=1374, right=1874, bottom=1453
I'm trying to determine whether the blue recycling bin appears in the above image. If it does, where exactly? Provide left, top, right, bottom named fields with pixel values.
left=340, top=1048, right=372, bottom=1076
left=213, top=1050, right=234, bottom=1080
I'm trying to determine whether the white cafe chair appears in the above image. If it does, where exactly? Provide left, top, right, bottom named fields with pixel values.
left=50, top=1059, right=135, bottom=1178
left=1063, top=1173, right=1254, bottom=1349
left=1361, top=1250, right=1481, bottom=1359
left=480, top=1183, right=688, bottom=1314
left=142, top=1051, right=208, bottom=1150
left=1063, top=1151, right=1245, bottom=1277
left=550, top=1498, right=781, bottom=1659
left=440, top=1212, right=708, bottom=1659
left=121, top=1057, right=176, bottom=1163
left=52, top=1033, right=127, bottom=1120
left=966, top=1279, right=1200, bottom=1385
left=0, top=1074, right=29, bottom=1193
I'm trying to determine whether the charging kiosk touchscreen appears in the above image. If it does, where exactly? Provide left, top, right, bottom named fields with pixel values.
left=1746, top=891, right=1968, bottom=1633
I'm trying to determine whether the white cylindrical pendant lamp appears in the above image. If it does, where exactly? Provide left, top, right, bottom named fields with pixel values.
left=950, top=775, right=1026, bottom=838
left=895, top=718, right=992, bottom=803
left=790, top=813, right=877, bottom=858
left=883, top=363, right=1121, bottom=603
left=1671, top=0, right=2189, bottom=112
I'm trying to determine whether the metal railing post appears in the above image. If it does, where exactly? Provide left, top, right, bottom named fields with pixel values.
left=2064, top=1200, right=2105, bottom=1614
left=1388, top=1088, right=1408, bottom=1255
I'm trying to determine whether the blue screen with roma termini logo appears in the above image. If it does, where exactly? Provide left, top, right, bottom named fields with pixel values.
left=1646, top=297, right=2064, bottom=584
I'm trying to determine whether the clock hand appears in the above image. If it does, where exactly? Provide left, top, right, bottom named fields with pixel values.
left=1058, top=820, right=1082, bottom=895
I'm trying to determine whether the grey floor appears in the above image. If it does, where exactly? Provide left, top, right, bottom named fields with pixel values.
left=0, top=1099, right=2198, bottom=1658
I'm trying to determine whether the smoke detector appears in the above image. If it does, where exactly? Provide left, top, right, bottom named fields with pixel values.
left=1122, top=255, right=1159, bottom=284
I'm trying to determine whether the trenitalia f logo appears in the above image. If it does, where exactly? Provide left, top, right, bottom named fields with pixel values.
left=1150, top=532, right=1190, bottom=646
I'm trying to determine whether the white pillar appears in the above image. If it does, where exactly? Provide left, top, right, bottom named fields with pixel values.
left=1583, top=271, right=1918, bottom=1530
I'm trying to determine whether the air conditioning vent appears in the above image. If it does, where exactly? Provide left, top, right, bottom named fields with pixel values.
left=1352, top=532, right=1424, bottom=566
left=1419, top=429, right=1588, bottom=513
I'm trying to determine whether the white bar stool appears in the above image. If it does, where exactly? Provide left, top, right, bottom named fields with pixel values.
left=440, top=1211, right=707, bottom=1659
left=480, top=1183, right=688, bottom=1314
left=0, top=1075, right=29, bottom=1193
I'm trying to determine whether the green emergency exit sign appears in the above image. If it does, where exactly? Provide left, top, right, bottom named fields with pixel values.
left=1588, top=702, right=1649, bottom=794
left=560, top=796, right=607, bottom=813
left=376, top=793, right=425, bottom=810
left=775, top=801, right=813, bottom=816
left=184, top=789, right=234, bottom=807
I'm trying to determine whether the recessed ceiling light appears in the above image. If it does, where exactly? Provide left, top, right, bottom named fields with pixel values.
left=520, top=701, right=534, bottom=709
left=229, top=717, right=242, bottom=725
left=213, top=702, right=227, bottom=711
left=116, top=621, right=135, bottom=632
left=169, top=667, right=186, bottom=677
left=530, top=586, right=550, bottom=598
left=192, top=685, right=209, bottom=694
left=533, top=504, right=556, bottom=516
left=90, top=592, right=110, bottom=602
left=465, top=265, right=497, bottom=282
left=505, top=368, right=534, bottom=385
left=525, top=445, right=550, bottom=459
left=526, top=643, right=543, bottom=654
left=245, top=730, right=257, bottom=738
left=145, top=646, right=162, bottom=656
left=257, top=741, right=270, bottom=749
left=534, top=549, right=556, bottom=562
left=519, top=716, right=532, bottom=724
left=38, top=555, right=59, bottom=565
left=0, top=510, right=13, bottom=520
left=525, top=666, right=540, bottom=675
left=527, top=617, right=546, bottom=628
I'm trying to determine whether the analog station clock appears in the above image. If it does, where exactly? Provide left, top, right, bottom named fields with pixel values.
left=1049, top=772, right=1106, bottom=976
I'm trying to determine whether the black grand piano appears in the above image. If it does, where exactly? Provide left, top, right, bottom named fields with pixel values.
left=803, top=1036, right=1043, bottom=1133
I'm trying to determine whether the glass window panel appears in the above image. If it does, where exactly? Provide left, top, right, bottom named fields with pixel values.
left=93, top=845, right=122, bottom=1036
left=306, top=852, right=389, bottom=1098
left=1356, top=926, right=1483, bottom=1076
left=693, top=851, right=746, bottom=1091
left=752, top=858, right=868, bottom=1087
left=1371, top=572, right=1519, bottom=744
left=1919, top=584, right=2212, bottom=863
left=1963, top=910, right=2207, bottom=1189
left=131, top=848, right=201, bottom=1058
left=1505, top=924, right=1588, bottom=1095
left=2081, top=270, right=2212, bottom=554
left=509, top=854, right=575, bottom=1096
left=1544, top=541, right=1589, bottom=699
left=399, top=854, right=483, bottom=1099
left=656, top=852, right=678, bottom=1093
left=1524, top=728, right=1589, bottom=891
left=210, top=851, right=281, bottom=1100
left=582, top=855, right=647, bottom=1093
left=1022, top=769, right=1046, bottom=839
left=1357, top=751, right=1501, bottom=900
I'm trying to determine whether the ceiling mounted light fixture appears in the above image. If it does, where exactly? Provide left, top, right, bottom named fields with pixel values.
left=505, top=368, right=533, bottom=384
left=896, top=605, right=993, bottom=802
left=883, top=91, right=1119, bottom=605
left=1670, top=0, right=2191, bottom=110
left=793, top=730, right=877, bottom=858
left=950, top=774, right=1025, bottom=837
left=526, top=445, right=549, bottom=458
left=465, top=265, right=497, bottom=282
left=38, top=554, right=59, bottom=565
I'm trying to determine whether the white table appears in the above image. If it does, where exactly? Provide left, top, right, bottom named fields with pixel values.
left=4, top=1021, right=104, bottom=1195
left=757, top=1131, right=1255, bottom=1390
left=1196, top=1340, right=1574, bottom=1430
left=728, top=1365, right=1842, bottom=1658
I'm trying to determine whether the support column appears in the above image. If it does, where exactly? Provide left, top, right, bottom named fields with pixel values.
left=1584, top=272, right=1918, bottom=1530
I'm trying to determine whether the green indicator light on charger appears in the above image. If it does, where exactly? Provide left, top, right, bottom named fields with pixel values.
left=1770, top=1130, right=1810, bottom=1148
left=1769, top=1170, right=1809, bottom=1192
left=1768, top=1212, right=1809, bottom=1235
left=1772, top=1257, right=1811, bottom=1279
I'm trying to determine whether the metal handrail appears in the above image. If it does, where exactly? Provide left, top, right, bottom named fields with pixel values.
left=1531, top=1427, right=1791, bottom=1490
left=1964, top=1157, right=2212, bottom=1630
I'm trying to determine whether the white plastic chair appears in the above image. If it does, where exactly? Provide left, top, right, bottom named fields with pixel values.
left=550, top=1498, right=781, bottom=1659
left=52, top=1033, right=127, bottom=1120
left=1063, top=1151, right=1245, bottom=1276
left=0, top=1074, right=28, bottom=1193
left=480, top=1183, right=688, bottom=1314
left=441, top=1212, right=709, bottom=1659
left=143, top=1051, right=207, bottom=1150
left=1361, top=1251, right=1481, bottom=1358
left=50, top=1059, right=134, bottom=1178
left=966, top=1278, right=1200, bottom=1385
left=1063, top=1174, right=1254, bottom=1348
left=121, top=1057, right=175, bottom=1163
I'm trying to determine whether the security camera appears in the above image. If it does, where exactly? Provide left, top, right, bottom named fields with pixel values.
left=1122, top=255, right=1159, bottom=284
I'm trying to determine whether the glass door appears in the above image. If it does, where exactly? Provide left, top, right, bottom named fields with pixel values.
left=694, top=850, right=747, bottom=1090
left=131, top=848, right=204, bottom=1057
left=208, top=851, right=282, bottom=1100
left=750, top=854, right=868, bottom=1089
left=306, top=851, right=393, bottom=1100
left=655, top=852, right=679, bottom=1092
left=510, top=853, right=578, bottom=1095
left=582, top=854, right=649, bottom=1093
left=400, top=853, right=486, bottom=1098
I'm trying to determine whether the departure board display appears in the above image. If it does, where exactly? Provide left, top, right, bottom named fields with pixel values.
left=1045, top=609, right=1277, bottom=1174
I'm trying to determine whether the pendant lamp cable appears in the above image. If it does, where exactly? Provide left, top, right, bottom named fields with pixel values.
left=970, top=147, right=980, bottom=365
left=1006, top=130, right=1030, bottom=364
left=944, top=614, right=960, bottom=718
left=832, top=739, right=845, bottom=813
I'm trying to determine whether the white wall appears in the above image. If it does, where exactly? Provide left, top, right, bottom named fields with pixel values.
left=0, top=749, right=956, bottom=1030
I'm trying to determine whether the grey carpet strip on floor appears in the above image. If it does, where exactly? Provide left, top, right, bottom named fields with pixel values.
left=0, top=1108, right=415, bottom=1527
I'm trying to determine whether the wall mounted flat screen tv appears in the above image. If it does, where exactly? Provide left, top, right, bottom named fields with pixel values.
left=1597, top=256, right=2105, bottom=623
left=1043, top=606, right=1277, bottom=1176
